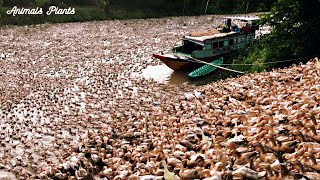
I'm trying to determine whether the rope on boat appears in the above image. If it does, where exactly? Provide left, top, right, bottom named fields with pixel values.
left=185, top=56, right=307, bottom=70
left=221, top=58, right=302, bottom=66
left=187, top=57, right=245, bottom=74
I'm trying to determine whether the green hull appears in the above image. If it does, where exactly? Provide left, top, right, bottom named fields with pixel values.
left=188, top=57, right=224, bottom=78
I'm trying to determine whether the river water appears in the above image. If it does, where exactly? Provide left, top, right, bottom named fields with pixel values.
left=142, top=64, right=229, bottom=85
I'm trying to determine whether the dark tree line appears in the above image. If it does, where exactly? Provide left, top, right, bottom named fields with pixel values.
left=214, top=0, right=276, bottom=13
left=1, top=0, right=276, bottom=16
left=2, top=0, right=100, bottom=6
left=107, top=0, right=276, bottom=16
left=0, top=0, right=278, bottom=25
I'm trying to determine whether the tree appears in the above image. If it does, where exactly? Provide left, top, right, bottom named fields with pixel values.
left=104, top=0, right=112, bottom=17
left=0, top=0, right=2, bottom=25
left=238, top=0, right=320, bottom=72
left=263, top=0, right=320, bottom=60
left=204, top=0, right=210, bottom=15
left=34, top=0, right=49, bottom=24
left=35, top=0, right=49, bottom=7
left=232, top=0, right=277, bottom=13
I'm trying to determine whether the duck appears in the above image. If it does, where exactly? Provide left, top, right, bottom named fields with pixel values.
left=260, top=164, right=280, bottom=180
left=187, top=153, right=206, bottom=167
left=234, top=151, right=258, bottom=165
left=173, top=151, right=187, bottom=161
left=178, top=159, right=201, bottom=179
left=200, top=129, right=211, bottom=143
left=161, top=160, right=180, bottom=180
left=303, top=152, right=320, bottom=171
left=273, top=151, right=290, bottom=179
left=290, top=159, right=319, bottom=180
left=271, top=139, right=298, bottom=153
left=166, top=157, right=182, bottom=167
left=202, top=159, right=226, bottom=179
left=316, top=57, right=320, bottom=73
left=128, top=174, right=140, bottom=180
left=253, top=142, right=276, bottom=163
left=292, top=129, right=307, bottom=142
left=307, top=125, right=320, bottom=142
left=232, top=166, right=260, bottom=180
left=283, top=145, right=306, bottom=160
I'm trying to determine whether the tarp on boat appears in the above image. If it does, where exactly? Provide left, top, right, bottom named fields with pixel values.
left=189, top=29, right=220, bottom=37
left=183, top=31, right=238, bottom=42
left=180, top=38, right=205, bottom=46
left=224, top=16, right=260, bottom=21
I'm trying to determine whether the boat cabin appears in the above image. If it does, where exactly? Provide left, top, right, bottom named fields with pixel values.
left=173, top=31, right=255, bottom=59
left=223, top=16, right=260, bottom=34
left=172, top=16, right=260, bottom=59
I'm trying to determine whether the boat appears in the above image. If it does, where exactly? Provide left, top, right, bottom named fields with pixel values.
left=188, top=57, right=223, bottom=78
left=153, top=16, right=260, bottom=71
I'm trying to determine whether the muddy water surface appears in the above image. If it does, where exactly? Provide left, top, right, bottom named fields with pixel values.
left=142, top=64, right=227, bottom=85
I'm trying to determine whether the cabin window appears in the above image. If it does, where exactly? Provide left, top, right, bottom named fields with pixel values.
left=205, top=43, right=212, bottom=50
left=229, top=39, right=234, bottom=45
left=223, top=40, right=229, bottom=47
left=181, top=40, right=204, bottom=54
left=219, top=41, right=223, bottom=48
left=238, top=38, right=241, bottom=43
left=213, top=42, right=218, bottom=48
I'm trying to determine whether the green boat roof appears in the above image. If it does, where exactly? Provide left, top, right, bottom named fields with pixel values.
left=188, top=57, right=224, bottom=78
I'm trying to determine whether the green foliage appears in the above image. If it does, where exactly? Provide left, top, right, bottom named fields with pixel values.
left=262, top=0, right=320, bottom=59
left=3, top=0, right=34, bottom=6
left=230, top=0, right=320, bottom=74
left=0, top=0, right=2, bottom=17
left=283, top=1, right=318, bottom=55
left=233, top=0, right=277, bottom=13
left=35, top=0, right=49, bottom=7
left=208, top=0, right=276, bottom=14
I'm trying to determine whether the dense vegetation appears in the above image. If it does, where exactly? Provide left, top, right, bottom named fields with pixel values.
left=0, top=0, right=275, bottom=25
left=230, top=0, right=320, bottom=74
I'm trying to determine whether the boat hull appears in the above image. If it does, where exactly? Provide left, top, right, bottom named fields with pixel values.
left=188, top=57, right=224, bottom=78
left=152, top=54, right=191, bottom=70
left=160, top=58, right=193, bottom=71
left=152, top=54, right=219, bottom=71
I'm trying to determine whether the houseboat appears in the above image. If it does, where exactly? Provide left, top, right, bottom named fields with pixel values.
left=152, top=16, right=260, bottom=71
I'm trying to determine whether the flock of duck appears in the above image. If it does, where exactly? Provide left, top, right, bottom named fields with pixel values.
left=0, top=15, right=319, bottom=179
